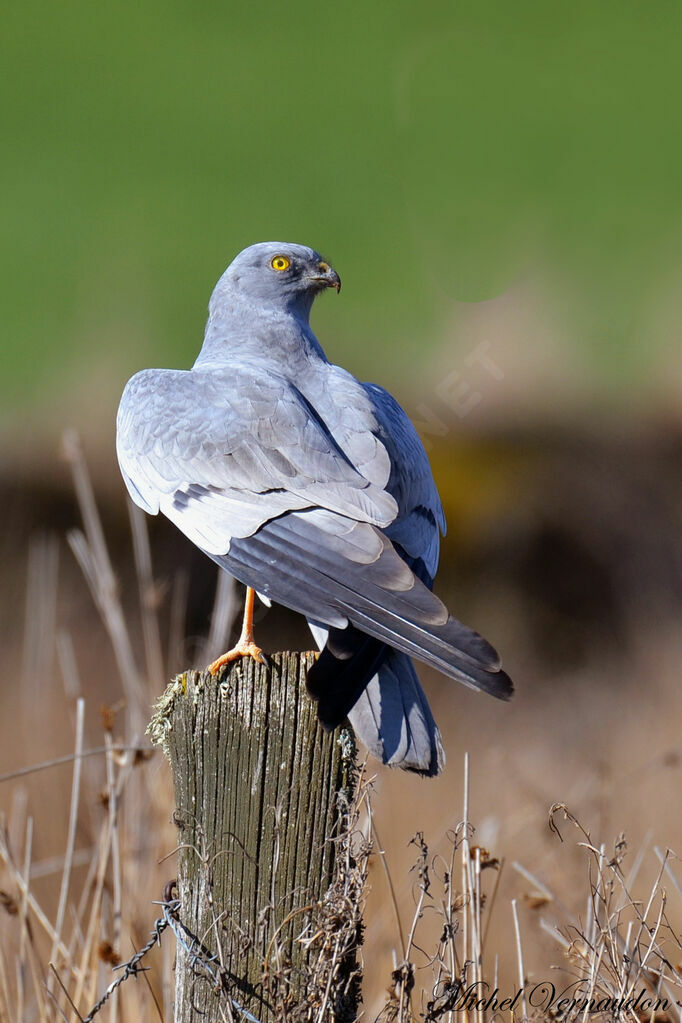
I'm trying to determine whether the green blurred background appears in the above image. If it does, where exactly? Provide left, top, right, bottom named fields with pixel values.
left=2, top=0, right=682, bottom=449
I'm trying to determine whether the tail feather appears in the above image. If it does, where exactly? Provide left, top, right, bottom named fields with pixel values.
left=308, top=622, right=444, bottom=776
left=347, top=652, right=445, bottom=776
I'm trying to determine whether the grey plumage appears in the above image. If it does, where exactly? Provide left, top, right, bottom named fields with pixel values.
left=117, top=241, right=512, bottom=776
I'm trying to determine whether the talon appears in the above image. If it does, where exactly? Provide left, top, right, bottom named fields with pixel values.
left=208, top=641, right=267, bottom=675
left=207, top=585, right=267, bottom=675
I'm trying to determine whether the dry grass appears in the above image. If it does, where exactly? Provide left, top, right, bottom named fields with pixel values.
left=370, top=767, right=682, bottom=1022
left=3, top=729, right=681, bottom=1022
left=1, top=433, right=191, bottom=1021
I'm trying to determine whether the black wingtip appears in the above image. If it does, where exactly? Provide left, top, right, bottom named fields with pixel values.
left=485, top=667, right=514, bottom=701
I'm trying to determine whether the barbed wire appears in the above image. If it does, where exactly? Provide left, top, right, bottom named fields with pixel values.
left=81, top=887, right=178, bottom=1022
left=80, top=882, right=262, bottom=1023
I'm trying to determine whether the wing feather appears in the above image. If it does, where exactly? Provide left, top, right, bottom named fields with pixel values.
left=211, top=510, right=512, bottom=699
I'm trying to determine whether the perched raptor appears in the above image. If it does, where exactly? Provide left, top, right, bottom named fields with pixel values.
left=116, top=242, right=513, bottom=776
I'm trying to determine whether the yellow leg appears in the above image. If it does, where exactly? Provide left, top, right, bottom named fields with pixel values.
left=207, top=587, right=267, bottom=675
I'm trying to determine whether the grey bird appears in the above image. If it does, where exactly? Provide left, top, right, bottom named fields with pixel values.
left=116, top=242, right=513, bottom=776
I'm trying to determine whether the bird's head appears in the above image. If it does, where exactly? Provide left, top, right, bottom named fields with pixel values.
left=211, top=242, right=341, bottom=322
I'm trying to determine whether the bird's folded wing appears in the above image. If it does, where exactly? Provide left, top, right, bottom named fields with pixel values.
left=116, top=366, right=398, bottom=554
left=211, top=509, right=511, bottom=699
left=363, top=381, right=446, bottom=582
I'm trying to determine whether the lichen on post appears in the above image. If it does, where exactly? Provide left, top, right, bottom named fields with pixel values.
left=148, top=651, right=364, bottom=1022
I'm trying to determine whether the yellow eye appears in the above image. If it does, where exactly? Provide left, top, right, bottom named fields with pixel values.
left=271, top=255, right=291, bottom=272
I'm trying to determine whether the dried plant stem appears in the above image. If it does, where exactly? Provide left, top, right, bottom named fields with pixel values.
left=104, top=733, right=122, bottom=1023
left=0, top=826, right=72, bottom=963
left=460, top=752, right=470, bottom=1010
left=167, top=568, right=189, bottom=671
left=480, top=856, right=504, bottom=956
left=370, top=811, right=406, bottom=961
left=128, top=499, right=165, bottom=692
left=50, top=698, right=85, bottom=979
left=16, top=815, right=33, bottom=1023
left=72, top=813, right=113, bottom=1012
left=0, top=745, right=150, bottom=785
left=62, top=429, right=144, bottom=733
left=22, top=533, right=59, bottom=692
left=201, top=567, right=238, bottom=665
left=511, top=899, right=527, bottom=1021
left=0, top=939, right=12, bottom=1020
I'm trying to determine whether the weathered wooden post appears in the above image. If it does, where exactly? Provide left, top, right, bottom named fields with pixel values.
left=149, top=651, right=362, bottom=1022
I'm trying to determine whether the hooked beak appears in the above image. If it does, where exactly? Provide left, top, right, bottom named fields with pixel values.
left=309, top=260, right=341, bottom=293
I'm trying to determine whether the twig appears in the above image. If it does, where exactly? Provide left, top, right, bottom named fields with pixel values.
left=128, top=499, right=165, bottom=692
left=0, top=822, right=71, bottom=961
left=50, top=963, right=85, bottom=1023
left=45, top=983, right=76, bottom=1023
left=511, top=899, right=527, bottom=1021
left=202, top=567, right=239, bottom=664
left=17, top=815, right=33, bottom=1023
left=105, top=732, right=123, bottom=1023
left=370, top=811, right=406, bottom=962
left=0, top=934, right=13, bottom=1021
left=62, top=428, right=144, bottom=734
left=167, top=568, right=189, bottom=671
left=459, top=750, right=471, bottom=1022
left=0, top=744, right=152, bottom=784
left=22, top=532, right=59, bottom=693
left=133, top=936, right=166, bottom=1023
left=50, top=698, right=85, bottom=975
